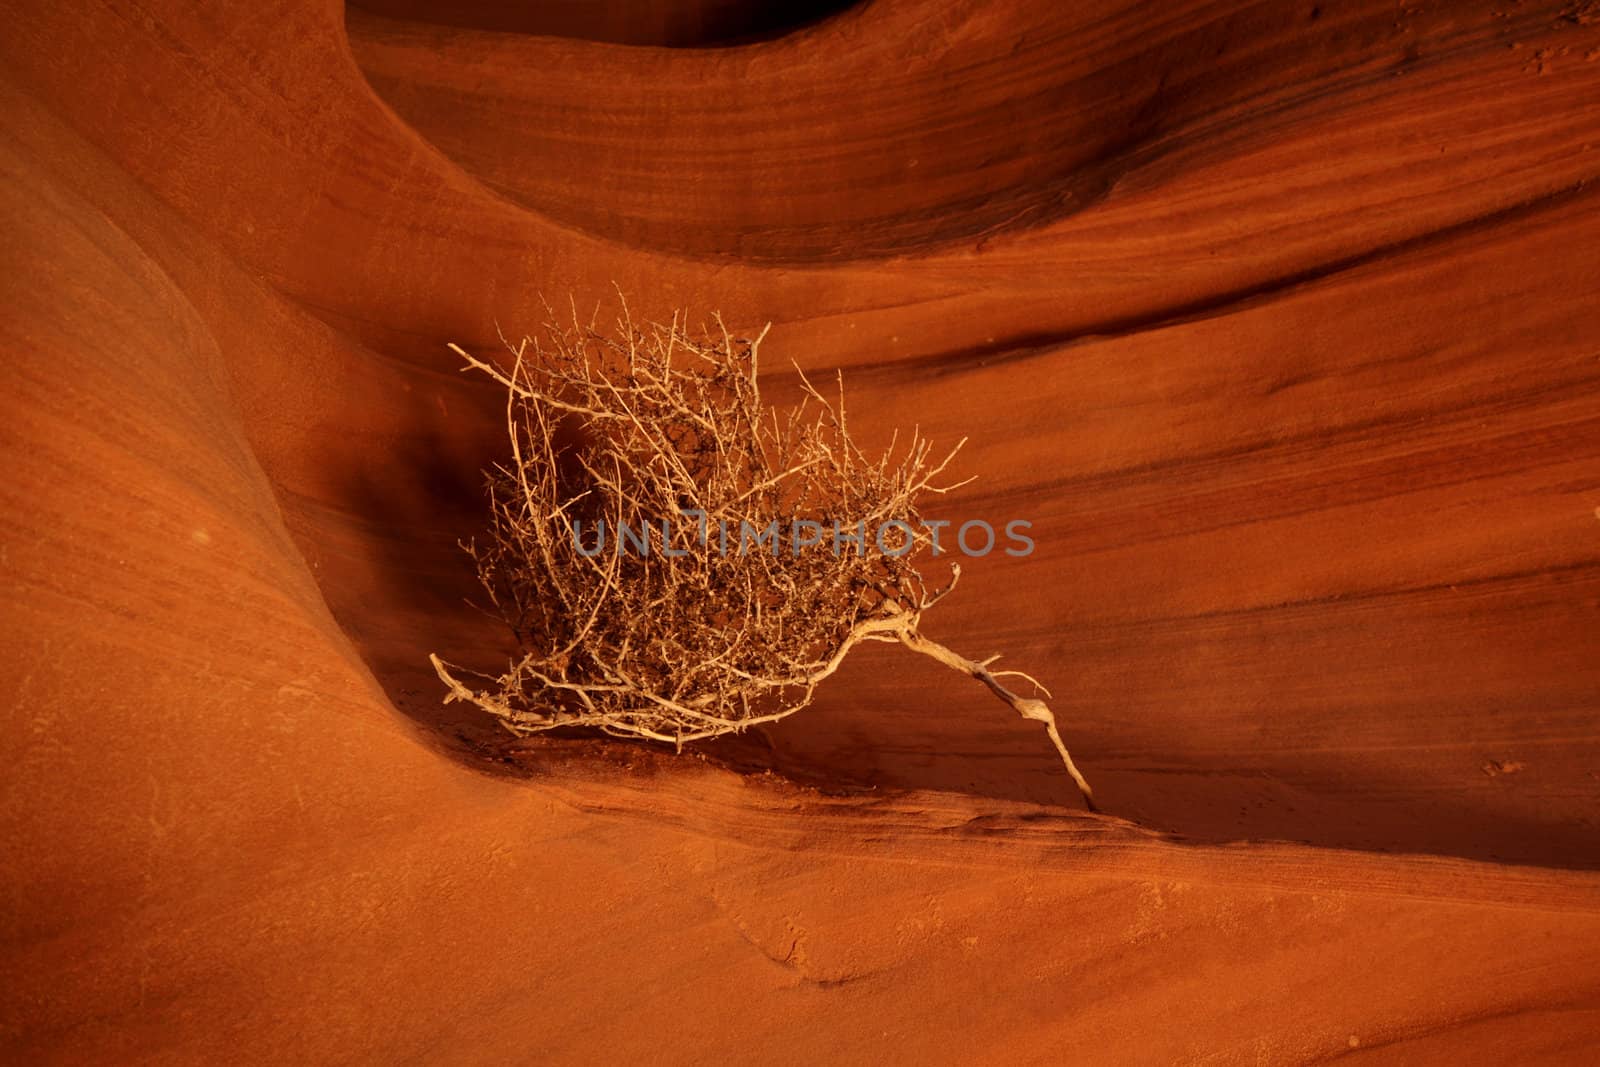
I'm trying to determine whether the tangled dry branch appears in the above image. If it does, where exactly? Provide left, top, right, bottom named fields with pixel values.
left=430, top=301, right=1095, bottom=810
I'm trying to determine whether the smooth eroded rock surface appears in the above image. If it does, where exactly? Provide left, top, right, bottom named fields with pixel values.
left=3, top=0, right=1598, bottom=1061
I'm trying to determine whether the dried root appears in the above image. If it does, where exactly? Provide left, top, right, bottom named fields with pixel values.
left=430, top=299, right=1095, bottom=810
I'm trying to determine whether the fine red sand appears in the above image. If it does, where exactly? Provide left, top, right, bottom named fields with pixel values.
left=4, top=0, right=1599, bottom=1061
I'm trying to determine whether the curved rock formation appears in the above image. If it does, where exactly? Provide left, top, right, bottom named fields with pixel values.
left=3, top=0, right=1598, bottom=1060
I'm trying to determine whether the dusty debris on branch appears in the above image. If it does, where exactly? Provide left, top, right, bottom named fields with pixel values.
left=430, top=301, right=1096, bottom=810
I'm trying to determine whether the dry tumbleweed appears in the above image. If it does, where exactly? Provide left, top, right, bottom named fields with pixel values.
left=430, top=302, right=1095, bottom=809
